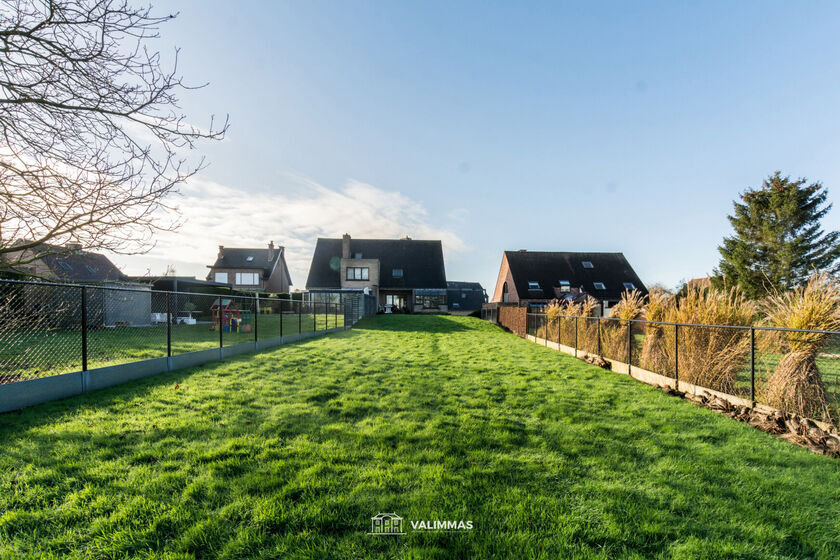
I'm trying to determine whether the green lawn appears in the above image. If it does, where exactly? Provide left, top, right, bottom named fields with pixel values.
left=1, top=315, right=838, bottom=559
left=0, top=312, right=344, bottom=382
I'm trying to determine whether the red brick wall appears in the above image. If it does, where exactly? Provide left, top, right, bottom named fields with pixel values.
left=498, top=305, right=527, bottom=337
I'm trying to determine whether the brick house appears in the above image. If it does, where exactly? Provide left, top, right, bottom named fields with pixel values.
left=2, top=242, right=128, bottom=283
left=305, top=234, right=448, bottom=313
left=492, top=250, right=647, bottom=315
left=206, top=241, right=292, bottom=293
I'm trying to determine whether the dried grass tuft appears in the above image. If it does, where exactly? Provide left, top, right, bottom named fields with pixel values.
left=640, top=288, right=674, bottom=374
left=601, top=290, right=645, bottom=361
left=663, top=286, right=755, bottom=392
left=761, top=272, right=840, bottom=421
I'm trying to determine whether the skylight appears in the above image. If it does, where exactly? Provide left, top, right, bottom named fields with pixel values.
left=623, top=282, right=636, bottom=291
left=57, top=261, right=72, bottom=271
left=85, top=265, right=95, bottom=274
left=246, top=256, right=254, bottom=262
left=582, top=261, right=594, bottom=269
left=528, top=281, right=540, bottom=290
left=593, top=282, right=606, bottom=290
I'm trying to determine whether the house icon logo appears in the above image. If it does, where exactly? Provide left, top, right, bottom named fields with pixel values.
left=369, top=512, right=404, bottom=535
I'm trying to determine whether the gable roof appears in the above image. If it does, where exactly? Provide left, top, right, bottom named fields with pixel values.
left=38, top=246, right=127, bottom=283
left=447, top=281, right=485, bottom=291
left=305, top=238, right=447, bottom=289
left=209, top=247, right=289, bottom=282
left=503, top=251, right=647, bottom=302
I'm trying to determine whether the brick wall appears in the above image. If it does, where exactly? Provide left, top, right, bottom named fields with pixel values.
left=498, top=305, right=527, bottom=337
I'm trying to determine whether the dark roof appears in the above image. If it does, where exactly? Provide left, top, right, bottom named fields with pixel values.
left=504, top=251, right=647, bottom=302
left=40, top=247, right=127, bottom=283
left=209, top=247, right=286, bottom=280
left=446, top=281, right=485, bottom=291
left=305, top=238, right=447, bottom=289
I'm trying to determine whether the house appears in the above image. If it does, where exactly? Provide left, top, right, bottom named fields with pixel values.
left=370, top=513, right=403, bottom=535
left=446, top=281, right=488, bottom=311
left=491, top=250, right=647, bottom=315
left=2, top=242, right=128, bottom=283
left=206, top=241, right=292, bottom=293
left=305, top=234, right=448, bottom=313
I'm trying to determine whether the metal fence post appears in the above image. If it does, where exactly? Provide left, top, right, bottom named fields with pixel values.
left=81, top=286, right=88, bottom=371
left=166, top=292, right=172, bottom=357
left=298, top=300, right=302, bottom=334
left=627, top=320, right=632, bottom=374
left=279, top=299, right=284, bottom=338
left=254, top=294, right=259, bottom=342
left=750, top=327, right=756, bottom=406
left=219, top=295, right=223, bottom=348
left=574, top=317, right=578, bottom=358
left=313, top=301, right=317, bottom=332
left=674, top=323, right=679, bottom=391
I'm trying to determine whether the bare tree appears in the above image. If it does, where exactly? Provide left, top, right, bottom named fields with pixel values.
left=0, top=0, right=227, bottom=272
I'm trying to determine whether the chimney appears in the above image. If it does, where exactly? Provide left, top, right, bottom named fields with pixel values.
left=342, top=233, right=351, bottom=259
left=268, top=241, right=275, bottom=260
left=218, top=245, right=224, bottom=259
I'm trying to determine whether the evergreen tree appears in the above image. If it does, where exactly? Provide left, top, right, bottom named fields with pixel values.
left=715, top=172, right=840, bottom=298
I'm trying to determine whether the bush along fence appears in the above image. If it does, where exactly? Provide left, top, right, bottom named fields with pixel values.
left=482, top=306, right=840, bottom=454
left=0, top=279, right=367, bottom=413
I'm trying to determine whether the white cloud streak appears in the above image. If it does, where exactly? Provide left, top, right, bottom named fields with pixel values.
left=120, top=175, right=466, bottom=286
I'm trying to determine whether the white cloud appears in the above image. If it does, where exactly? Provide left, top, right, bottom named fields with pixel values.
left=116, top=175, right=466, bottom=286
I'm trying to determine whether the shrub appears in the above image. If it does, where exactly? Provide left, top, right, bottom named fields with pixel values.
left=664, top=286, right=755, bottom=393
left=761, top=272, right=840, bottom=421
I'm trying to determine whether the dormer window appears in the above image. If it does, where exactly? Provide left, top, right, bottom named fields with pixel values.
left=582, top=261, right=594, bottom=269
left=558, top=280, right=570, bottom=293
left=528, top=281, right=540, bottom=290
left=593, top=282, right=606, bottom=290
left=623, top=282, right=636, bottom=291
left=392, top=268, right=403, bottom=278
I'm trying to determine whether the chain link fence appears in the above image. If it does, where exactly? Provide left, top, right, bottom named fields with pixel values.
left=520, top=311, right=840, bottom=427
left=0, top=279, right=362, bottom=385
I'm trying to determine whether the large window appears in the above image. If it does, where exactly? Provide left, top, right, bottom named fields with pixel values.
left=558, top=280, right=571, bottom=293
left=346, top=267, right=369, bottom=281
left=214, top=272, right=228, bottom=283
left=414, top=294, right=446, bottom=308
left=235, top=272, right=260, bottom=285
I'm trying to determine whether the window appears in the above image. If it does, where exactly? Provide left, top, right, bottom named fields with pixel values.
left=582, top=261, right=594, bottom=269
left=392, top=268, right=403, bottom=278
left=57, top=260, right=72, bottom=271
left=528, top=281, right=540, bottom=290
left=85, top=265, right=96, bottom=274
left=623, top=282, right=636, bottom=291
left=354, top=252, right=363, bottom=259
left=246, top=256, right=254, bottom=262
left=418, top=295, right=446, bottom=308
left=558, top=280, right=571, bottom=293
left=593, top=282, right=606, bottom=290
left=214, top=272, right=228, bottom=283
left=235, top=272, right=260, bottom=285
left=502, top=282, right=509, bottom=303
left=462, top=293, right=467, bottom=298
left=346, top=267, right=369, bottom=281
left=528, top=302, right=547, bottom=310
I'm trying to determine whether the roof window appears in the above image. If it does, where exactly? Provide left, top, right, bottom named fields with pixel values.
left=528, top=281, right=540, bottom=290
left=582, top=261, right=594, bottom=269
left=57, top=261, right=72, bottom=271
left=593, top=282, right=606, bottom=290
left=623, top=282, right=636, bottom=291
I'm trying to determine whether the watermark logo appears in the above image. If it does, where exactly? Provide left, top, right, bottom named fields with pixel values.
left=368, top=512, right=405, bottom=535
left=367, top=512, right=472, bottom=535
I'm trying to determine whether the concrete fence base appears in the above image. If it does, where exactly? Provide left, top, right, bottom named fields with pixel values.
left=0, top=326, right=347, bottom=414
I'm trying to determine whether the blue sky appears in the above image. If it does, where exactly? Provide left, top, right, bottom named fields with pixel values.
left=116, top=1, right=840, bottom=294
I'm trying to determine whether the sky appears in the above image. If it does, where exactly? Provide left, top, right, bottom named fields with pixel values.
left=113, top=0, right=840, bottom=294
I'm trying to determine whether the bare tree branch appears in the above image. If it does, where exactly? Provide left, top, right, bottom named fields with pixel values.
left=0, top=0, right=228, bottom=273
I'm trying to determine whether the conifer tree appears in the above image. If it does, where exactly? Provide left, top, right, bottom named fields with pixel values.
left=715, top=172, right=840, bottom=298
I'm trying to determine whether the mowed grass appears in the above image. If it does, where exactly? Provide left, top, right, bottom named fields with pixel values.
left=0, top=312, right=343, bottom=381
left=1, top=315, right=839, bottom=559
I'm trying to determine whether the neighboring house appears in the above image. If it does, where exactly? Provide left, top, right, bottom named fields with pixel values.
left=305, top=234, right=448, bottom=313
left=491, top=250, right=647, bottom=315
left=1, top=243, right=151, bottom=326
left=3, top=243, right=128, bottom=283
left=206, top=241, right=292, bottom=293
left=446, top=281, right=488, bottom=311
